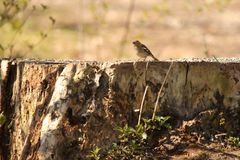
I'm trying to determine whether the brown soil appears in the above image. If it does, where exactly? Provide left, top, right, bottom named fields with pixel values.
left=160, top=125, right=240, bottom=160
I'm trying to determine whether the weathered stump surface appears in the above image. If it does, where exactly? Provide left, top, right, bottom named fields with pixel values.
left=0, top=58, right=240, bottom=159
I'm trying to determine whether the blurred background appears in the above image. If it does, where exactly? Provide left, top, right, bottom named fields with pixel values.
left=0, top=0, right=239, bottom=61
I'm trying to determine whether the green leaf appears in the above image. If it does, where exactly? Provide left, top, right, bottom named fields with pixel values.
left=111, top=143, right=118, bottom=149
left=40, top=32, right=47, bottom=39
left=87, top=146, right=101, bottom=160
left=128, top=127, right=136, bottom=134
left=0, top=112, right=6, bottom=125
left=18, top=0, right=28, bottom=8
left=10, top=18, right=22, bottom=30
left=49, top=16, right=56, bottom=25
left=141, top=132, right=147, bottom=140
left=40, top=3, right=48, bottom=10
left=88, top=3, right=97, bottom=12
left=102, top=2, right=109, bottom=10
left=0, top=44, right=4, bottom=51
left=152, top=4, right=161, bottom=12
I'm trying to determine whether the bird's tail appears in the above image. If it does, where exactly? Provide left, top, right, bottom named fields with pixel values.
left=151, top=54, right=159, bottom=61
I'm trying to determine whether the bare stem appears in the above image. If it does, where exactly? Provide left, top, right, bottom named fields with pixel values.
left=138, top=61, right=149, bottom=125
left=152, top=61, right=173, bottom=120
left=138, top=85, right=149, bottom=125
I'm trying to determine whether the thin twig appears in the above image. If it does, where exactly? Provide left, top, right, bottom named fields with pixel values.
left=138, top=61, right=149, bottom=125
left=78, top=0, right=86, bottom=56
left=138, top=85, right=148, bottom=125
left=212, top=55, right=219, bottom=63
left=203, top=34, right=219, bottom=62
left=26, top=16, right=56, bottom=52
left=0, top=0, right=31, bottom=27
left=4, top=1, right=33, bottom=54
left=118, top=0, right=135, bottom=57
left=8, top=11, right=32, bottom=51
left=203, top=34, right=210, bottom=58
left=152, top=61, right=173, bottom=120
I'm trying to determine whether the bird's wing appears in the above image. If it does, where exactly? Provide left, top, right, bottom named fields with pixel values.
left=140, top=43, right=152, bottom=55
left=141, top=43, right=159, bottom=61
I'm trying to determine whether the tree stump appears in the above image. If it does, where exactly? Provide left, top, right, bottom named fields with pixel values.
left=0, top=58, right=240, bottom=159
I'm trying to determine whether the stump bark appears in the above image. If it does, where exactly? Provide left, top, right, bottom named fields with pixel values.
left=0, top=58, right=240, bottom=159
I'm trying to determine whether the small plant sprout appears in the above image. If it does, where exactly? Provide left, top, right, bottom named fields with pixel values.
left=87, top=146, right=101, bottom=160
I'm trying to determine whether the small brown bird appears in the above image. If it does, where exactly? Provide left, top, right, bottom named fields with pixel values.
left=133, top=40, right=159, bottom=61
